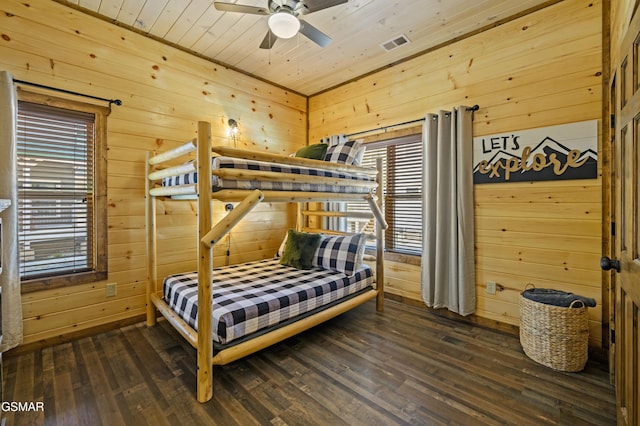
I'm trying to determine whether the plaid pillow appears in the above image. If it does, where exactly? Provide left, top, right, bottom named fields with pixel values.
left=313, top=233, right=366, bottom=276
left=324, top=140, right=362, bottom=165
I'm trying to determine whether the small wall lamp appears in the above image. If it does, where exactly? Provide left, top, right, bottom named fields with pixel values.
left=227, top=118, right=239, bottom=136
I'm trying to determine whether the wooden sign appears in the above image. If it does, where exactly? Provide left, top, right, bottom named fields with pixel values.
left=472, top=120, right=598, bottom=184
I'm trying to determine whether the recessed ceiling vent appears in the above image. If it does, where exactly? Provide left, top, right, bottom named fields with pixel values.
left=380, top=34, right=411, bottom=52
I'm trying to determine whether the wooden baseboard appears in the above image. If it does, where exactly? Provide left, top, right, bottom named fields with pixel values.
left=385, top=293, right=520, bottom=336
left=4, top=314, right=146, bottom=358
left=385, top=293, right=610, bottom=365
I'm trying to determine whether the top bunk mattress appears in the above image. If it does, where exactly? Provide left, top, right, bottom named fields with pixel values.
left=161, top=156, right=375, bottom=194
left=163, top=258, right=374, bottom=345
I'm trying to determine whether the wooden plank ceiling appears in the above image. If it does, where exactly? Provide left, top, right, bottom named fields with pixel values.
left=58, top=0, right=554, bottom=95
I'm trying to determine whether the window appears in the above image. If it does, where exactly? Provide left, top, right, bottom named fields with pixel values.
left=347, top=133, right=423, bottom=255
left=16, top=91, right=108, bottom=291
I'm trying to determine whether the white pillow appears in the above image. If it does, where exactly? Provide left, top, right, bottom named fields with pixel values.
left=352, top=145, right=366, bottom=166
left=275, top=232, right=288, bottom=258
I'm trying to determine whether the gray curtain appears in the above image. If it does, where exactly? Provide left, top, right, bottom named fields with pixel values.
left=421, top=107, right=475, bottom=316
left=0, top=71, right=23, bottom=351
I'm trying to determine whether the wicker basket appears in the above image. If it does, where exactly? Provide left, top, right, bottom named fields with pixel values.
left=519, top=288, right=589, bottom=372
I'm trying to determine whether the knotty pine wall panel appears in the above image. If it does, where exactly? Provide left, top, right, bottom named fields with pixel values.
left=309, top=0, right=605, bottom=346
left=0, top=0, right=303, bottom=346
left=610, top=0, right=636, bottom=66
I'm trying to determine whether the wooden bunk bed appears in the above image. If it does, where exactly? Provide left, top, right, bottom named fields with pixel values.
left=145, top=121, right=387, bottom=402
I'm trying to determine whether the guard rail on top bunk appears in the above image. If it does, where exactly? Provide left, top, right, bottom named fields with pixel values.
left=145, top=121, right=387, bottom=402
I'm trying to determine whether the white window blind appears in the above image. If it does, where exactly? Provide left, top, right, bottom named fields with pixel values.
left=386, top=138, right=423, bottom=253
left=346, top=146, right=386, bottom=235
left=17, top=101, right=95, bottom=280
left=347, top=134, right=422, bottom=254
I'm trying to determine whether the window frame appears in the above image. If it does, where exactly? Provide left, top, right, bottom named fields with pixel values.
left=17, top=90, right=109, bottom=293
left=352, top=128, right=423, bottom=263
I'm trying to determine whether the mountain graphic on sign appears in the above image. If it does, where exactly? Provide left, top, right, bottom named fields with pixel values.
left=473, top=136, right=598, bottom=183
left=577, top=148, right=598, bottom=162
left=525, top=137, right=597, bottom=167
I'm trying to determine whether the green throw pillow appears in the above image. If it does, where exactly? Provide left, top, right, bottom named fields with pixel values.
left=279, top=230, right=322, bottom=270
left=295, top=143, right=328, bottom=160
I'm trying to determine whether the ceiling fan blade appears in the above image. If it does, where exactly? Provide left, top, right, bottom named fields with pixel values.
left=299, top=19, right=332, bottom=47
left=303, top=0, right=348, bottom=14
left=213, top=1, right=269, bottom=15
left=259, top=30, right=278, bottom=49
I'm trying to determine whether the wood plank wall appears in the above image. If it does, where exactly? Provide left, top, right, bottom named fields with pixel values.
left=610, top=0, right=637, bottom=63
left=309, top=0, right=605, bottom=346
left=0, top=0, right=607, bottom=351
left=0, top=0, right=304, bottom=346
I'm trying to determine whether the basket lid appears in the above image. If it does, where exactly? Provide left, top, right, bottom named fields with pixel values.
left=522, top=287, right=596, bottom=308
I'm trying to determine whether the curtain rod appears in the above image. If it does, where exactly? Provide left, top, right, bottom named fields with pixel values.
left=13, top=79, right=122, bottom=106
left=346, top=104, right=479, bottom=138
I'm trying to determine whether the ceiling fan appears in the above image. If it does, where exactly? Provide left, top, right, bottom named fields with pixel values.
left=213, top=0, right=347, bottom=49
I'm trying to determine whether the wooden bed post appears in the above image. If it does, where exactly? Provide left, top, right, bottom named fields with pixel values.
left=197, top=121, right=214, bottom=403
left=296, top=202, right=304, bottom=231
left=375, top=157, right=385, bottom=312
left=145, top=152, right=158, bottom=326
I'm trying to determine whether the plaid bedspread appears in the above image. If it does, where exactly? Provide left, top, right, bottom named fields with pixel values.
left=162, top=156, right=374, bottom=193
left=163, top=258, right=374, bottom=344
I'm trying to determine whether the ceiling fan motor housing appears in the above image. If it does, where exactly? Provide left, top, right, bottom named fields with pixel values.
left=269, top=0, right=308, bottom=16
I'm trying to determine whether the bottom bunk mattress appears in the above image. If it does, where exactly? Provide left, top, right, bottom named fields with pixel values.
left=163, top=258, right=374, bottom=345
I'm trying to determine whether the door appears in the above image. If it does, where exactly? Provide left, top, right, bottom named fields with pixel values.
left=609, top=8, right=640, bottom=425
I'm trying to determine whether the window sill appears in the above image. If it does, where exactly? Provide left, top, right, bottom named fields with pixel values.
left=21, top=270, right=108, bottom=294
left=384, top=251, right=421, bottom=265
left=366, top=249, right=421, bottom=265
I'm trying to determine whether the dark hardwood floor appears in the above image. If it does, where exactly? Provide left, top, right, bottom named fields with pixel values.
left=2, top=300, right=616, bottom=425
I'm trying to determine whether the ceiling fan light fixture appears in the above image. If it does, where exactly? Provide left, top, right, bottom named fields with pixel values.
left=268, top=12, right=300, bottom=39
